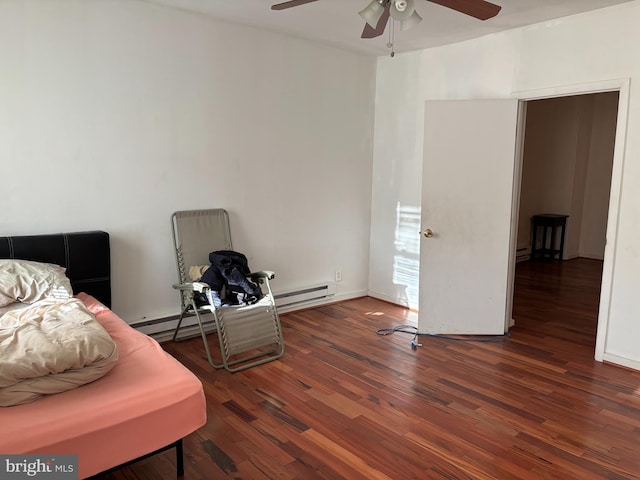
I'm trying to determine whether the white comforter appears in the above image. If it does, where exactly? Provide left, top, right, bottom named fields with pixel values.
left=0, top=298, right=119, bottom=407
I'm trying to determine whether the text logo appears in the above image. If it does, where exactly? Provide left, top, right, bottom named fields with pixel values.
left=0, top=455, right=77, bottom=479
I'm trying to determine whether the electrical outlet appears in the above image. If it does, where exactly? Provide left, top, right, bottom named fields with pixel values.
left=335, top=269, right=342, bottom=282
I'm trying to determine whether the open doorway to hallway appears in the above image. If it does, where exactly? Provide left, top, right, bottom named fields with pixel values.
left=512, top=91, right=619, bottom=349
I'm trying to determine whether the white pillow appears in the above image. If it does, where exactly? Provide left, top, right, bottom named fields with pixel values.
left=0, top=260, right=73, bottom=307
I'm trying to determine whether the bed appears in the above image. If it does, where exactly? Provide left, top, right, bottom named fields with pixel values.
left=0, top=231, right=206, bottom=479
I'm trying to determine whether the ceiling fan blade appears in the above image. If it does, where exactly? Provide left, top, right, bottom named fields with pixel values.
left=426, top=0, right=501, bottom=20
left=271, top=0, right=319, bottom=10
left=361, top=3, right=391, bottom=39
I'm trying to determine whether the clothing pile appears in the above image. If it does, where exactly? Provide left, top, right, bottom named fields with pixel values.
left=197, top=250, right=262, bottom=307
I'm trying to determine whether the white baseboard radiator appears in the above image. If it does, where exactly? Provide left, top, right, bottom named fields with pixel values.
left=516, top=245, right=531, bottom=262
left=133, top=283, right=337, bottom=341
left=132, top=314, right=215, bottom=341
left=274, top=283, right=337, bottom=310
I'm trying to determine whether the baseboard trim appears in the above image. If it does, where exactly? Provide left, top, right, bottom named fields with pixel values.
left=602, top=353, right=640, bottom=372
left=578, top=252, right=605, bottom=261
left=367, top=290, right=411, bottom=309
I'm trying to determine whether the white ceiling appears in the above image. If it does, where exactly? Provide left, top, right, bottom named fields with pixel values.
left=142, top=0, right=634, bottom=56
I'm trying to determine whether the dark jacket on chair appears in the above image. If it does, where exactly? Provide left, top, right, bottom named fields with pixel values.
left=199, top=250, right=261, bottom=306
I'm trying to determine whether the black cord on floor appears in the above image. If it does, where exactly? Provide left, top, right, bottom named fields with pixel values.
left=376, top=325, right=510, bottom=350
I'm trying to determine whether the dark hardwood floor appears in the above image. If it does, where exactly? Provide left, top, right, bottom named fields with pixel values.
left=98, top=258, right=640, bottom=479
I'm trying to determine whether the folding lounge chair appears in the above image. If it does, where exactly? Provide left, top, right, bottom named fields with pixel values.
left=171, top=209, right=284, bottom=372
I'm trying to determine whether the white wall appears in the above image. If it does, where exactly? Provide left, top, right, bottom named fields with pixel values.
left=370, top=1, right=640, bottom=367
left=0, top=0, right=376, bottom=321
left=580, top=92, right=618, bottom=258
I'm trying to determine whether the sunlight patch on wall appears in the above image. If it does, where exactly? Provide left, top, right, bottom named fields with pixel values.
left=393, top=202, right=420, bottom=308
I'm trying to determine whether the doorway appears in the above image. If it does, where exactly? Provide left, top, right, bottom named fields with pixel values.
left=417, top=80, right=629, bottom=365
left=512, top=91, right=620, bottom=352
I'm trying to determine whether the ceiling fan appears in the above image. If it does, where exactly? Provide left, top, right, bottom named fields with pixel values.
left=271, top=0, right=501, bottom=40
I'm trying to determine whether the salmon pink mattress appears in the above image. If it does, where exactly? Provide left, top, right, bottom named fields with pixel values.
left=0, top=293, right=206, bottom=479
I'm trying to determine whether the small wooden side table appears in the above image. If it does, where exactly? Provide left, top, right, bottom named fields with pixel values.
left=530, top=214, right=568, bottom=261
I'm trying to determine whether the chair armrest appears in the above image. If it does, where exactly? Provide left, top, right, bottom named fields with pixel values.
left=172, top=282, right=210, bottom=293
left=249, top=270, right=275, bottom=280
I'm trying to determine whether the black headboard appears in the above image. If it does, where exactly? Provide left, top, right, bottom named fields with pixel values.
left=0, top=231, right=111, bottom=308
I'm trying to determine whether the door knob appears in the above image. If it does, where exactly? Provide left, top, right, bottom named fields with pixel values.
left=423, top=228, right=434, bottom=238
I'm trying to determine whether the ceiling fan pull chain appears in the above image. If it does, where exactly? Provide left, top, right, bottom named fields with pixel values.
left=387, top=17, right=395, bottom=57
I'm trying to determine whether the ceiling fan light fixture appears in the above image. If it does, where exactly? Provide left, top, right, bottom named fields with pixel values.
left=394, top=0, right=408, bottom=12
left=401, top=9, right=422, bottom=31
left=390, top=0, right=415, bottom=21
left=358, top=0, right=386, bottom=28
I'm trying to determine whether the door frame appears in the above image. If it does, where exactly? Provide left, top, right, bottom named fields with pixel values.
left=510, top=78, right=630, bottom=362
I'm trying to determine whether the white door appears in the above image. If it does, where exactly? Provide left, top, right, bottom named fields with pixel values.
left=419, top=99, right=520, bottom=334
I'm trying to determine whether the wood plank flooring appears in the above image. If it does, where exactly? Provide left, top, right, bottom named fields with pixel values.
left=97, top=258, right=640, bottom=479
